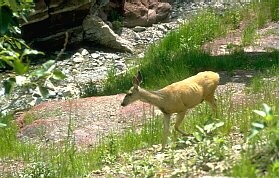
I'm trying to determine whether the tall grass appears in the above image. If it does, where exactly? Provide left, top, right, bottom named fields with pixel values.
left=97, top=1, right=279, bottom=96
left=1, top=67, right=278, bottom=177
left=0, top=113, right=163, bottom=177
left=100, top=10, right=227, bottom=94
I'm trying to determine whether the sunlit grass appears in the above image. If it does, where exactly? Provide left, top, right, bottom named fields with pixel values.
left=0, top=66, right=278, bottom=177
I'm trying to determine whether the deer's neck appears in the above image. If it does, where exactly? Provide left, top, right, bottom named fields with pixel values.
left=138, top=88, right=164, bottom=108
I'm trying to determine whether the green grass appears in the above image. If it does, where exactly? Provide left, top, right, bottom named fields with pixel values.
left=1, top=66, right=278, bottom=177
left=89, top=2, right=279, bottom=96
left=242, top=20, right=258, bottom=46
left=0, top=113, right=163, bottom=177
left=229, top=158, right=258, bottom=177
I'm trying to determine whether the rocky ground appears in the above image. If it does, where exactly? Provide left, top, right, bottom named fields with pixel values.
left=0, top=1, right=240, bottom=114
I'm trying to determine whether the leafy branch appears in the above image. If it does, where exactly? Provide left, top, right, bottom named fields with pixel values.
left=0, top=3, right=67, bottom=115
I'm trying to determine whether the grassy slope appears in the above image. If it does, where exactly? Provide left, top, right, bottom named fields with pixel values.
left=99, top=1, right=278, bottom=95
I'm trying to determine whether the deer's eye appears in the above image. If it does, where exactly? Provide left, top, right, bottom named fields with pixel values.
left=127, top=93, right=132, bottom=96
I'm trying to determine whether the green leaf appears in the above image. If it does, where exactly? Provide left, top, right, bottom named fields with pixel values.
left=0, top=49, right=18, bottom=59
left=21, top=48, right=44, bottom=61
left=248, top=129, right=260, bottom=140
left=253, top=110, right=266, bottom=117
left=13, top=59, right=28, bottom=75
left=4, top=0, right=20, bottom=12
left=3, top=77, right=16, bottom=95
left=52, top=70, right=67, bottom=80
left=32, top=68, right=47, bottom=78
left=38, top=86, right=49, bottom=98
left=204, top=123, right=215, bottom=133
left=265, top=115, right=273, bottom=122
left=15, top=40, right=21, bottom=49
left=271, top=161, right=279, bottom=172
left=195, top=125, right=206, bottom=135
left=193, top=132, right=202, bottom=142
left=263, top=103, right=272, bottom=115
left=42, top=60, right=55, bottom=70
left=22, top=48, right=44, bottom=56
left=0, top=123, right=7, bottom=128
left=215, top=122, right=224, bottom=128
left=251, top=122, right=265, bottom=129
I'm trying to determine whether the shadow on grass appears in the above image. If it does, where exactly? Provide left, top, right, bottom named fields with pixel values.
left=90, top=50, right=279, bottom=97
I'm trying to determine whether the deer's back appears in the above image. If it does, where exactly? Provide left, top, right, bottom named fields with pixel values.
left=157, top=71, right=219, bottom=112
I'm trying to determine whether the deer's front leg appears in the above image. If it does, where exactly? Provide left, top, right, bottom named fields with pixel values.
left=162, top=113, right=171, bottom=150
left=174, top=111, right=187, bottom=136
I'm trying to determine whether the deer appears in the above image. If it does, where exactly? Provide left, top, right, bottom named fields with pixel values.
left=121, top=71, right=220, bottom=150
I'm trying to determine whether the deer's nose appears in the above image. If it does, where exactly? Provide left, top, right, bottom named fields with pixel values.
left=121, top=102, right=125, bottom=106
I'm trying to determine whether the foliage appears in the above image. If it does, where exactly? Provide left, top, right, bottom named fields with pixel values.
left=79, top=81, right=99, bottom=98
left=0, top=0, right=34, bottom=21
left=264, top=0, right=279, bottom=21
left=19, top=162, right=55, bottom=178
left=0, top=3, right=67, bottom=114
left=112, top=20, right=123, bottom=31
left=241, top=20, right=257, bottom=46
left=108, top=10, right=123, bottom=31
left=248, top=103, right=274, bottom=140
left=193, top=121, right=226, bottom=162
left=222, top=6, right=243, bottom=29
left=229, top=158, right=258, bottom=177
left=230, top=102, right=279, bottom=177
left=0, top=122, right=6, bottom=128
left=0, top=3, right=37, bottom=71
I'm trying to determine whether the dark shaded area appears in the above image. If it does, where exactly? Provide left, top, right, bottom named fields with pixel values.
left=97, top=50, right=279, bottom=96
left=20, top=0, right=91, bottom=51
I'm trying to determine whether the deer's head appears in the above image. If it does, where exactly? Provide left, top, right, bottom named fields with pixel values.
left=121, top=71, right=142, bottom=107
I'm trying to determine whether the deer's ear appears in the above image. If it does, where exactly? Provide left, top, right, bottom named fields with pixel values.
left=136, top=71, right=142, bottom=83
left=132, top=71, right=142, bottom=87
left=132, top=76, right=139, bottom=87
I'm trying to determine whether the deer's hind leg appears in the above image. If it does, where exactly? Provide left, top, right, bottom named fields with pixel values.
left=205, top=94, right=218, bottom=117
left=162, top=113, right=171, bottom=150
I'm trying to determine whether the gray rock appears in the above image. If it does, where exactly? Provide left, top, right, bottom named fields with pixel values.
left=91, top=53, right=100, bottom=59
left=83, top=15, right=134, bottom=53
left=105, top=53, right=121, bottom=60
left=133, top=26, right=146, bottom=32
left=72, top=52, right=85, bottom=63
left=134, top=33, right=141, bottom=41
left=81, top=49, right=89, bottom=56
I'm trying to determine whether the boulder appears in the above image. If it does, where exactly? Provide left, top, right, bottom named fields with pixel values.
left=83, top=15, right=134, bottom=53
left=124, top=0, right=171, bottom=27
left=20, top=0, right=170, bottom=52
